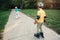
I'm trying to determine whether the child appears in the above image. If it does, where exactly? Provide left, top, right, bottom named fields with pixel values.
left=34, top=2, right=47, bottom=38
left=15, top=6, right=20, bottom=18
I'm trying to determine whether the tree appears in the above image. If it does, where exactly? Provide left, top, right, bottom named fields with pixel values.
left=0, top=0, right=11, bottom=10
left=0, top=0, right=43, bottom=10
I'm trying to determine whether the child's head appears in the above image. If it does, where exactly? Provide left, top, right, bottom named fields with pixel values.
left=15, top=6, right=17, bottom=9
left=37, top=2, right=44, bottom=9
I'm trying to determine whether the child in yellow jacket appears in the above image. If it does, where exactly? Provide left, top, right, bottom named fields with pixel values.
left=34, top=6, right=47, bottom=38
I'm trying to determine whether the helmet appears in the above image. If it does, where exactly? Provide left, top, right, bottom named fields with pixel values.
left=37, top=2, right=44, bottom=8
left=15, top=6, right=17, bottom=8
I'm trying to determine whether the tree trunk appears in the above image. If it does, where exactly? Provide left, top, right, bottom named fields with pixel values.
left=20, top=0, right=24, bottom=9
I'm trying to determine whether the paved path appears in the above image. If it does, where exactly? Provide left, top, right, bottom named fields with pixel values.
left=3, top=9, right=60, bottom=40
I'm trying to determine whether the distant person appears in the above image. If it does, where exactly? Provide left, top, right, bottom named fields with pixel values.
left=15, top=6, right=21, bottom=18
left=34, top=2, right=47, bottom=38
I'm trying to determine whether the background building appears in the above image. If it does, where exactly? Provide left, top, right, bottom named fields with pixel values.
left=43, top=0, right=60, bottom=9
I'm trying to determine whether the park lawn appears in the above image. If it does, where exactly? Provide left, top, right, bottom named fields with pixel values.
left=0, top=10, right=10, bottom=33
left=22, top=9, right=60, bottom=34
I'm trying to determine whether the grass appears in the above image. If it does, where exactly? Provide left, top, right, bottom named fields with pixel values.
left=22, top=9, right=60, bottom=34
left=0, top=10, right=10, bottom=40
left=0, top=10, right=10, bottom=33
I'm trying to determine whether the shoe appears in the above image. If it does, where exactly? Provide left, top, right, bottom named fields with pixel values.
left=40, top=32, right=44, bottom=38
left=34, top=33, right=40, bottom=38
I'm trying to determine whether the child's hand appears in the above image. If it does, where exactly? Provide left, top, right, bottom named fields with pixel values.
left=34, top=22, right=36, bottom=24
left=34, top=19, right=37, bottom=24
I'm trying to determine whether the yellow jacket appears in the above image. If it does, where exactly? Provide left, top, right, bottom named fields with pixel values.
left=36, top=8, right=46, bottom=23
